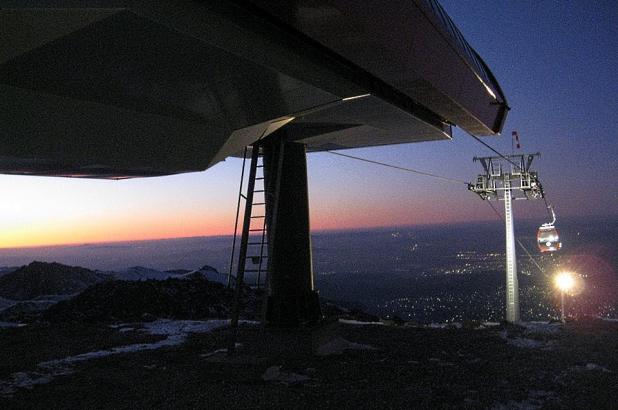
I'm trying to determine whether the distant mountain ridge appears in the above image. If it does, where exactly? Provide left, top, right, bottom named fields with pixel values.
left=113, top=266, right=179, bottom=281
left=0, top=261, right=108, bottom=300
left=0, top=262, right=235, bottom=322
left=183, top=265, right=229, bottom=285
left=112, top=265, right=227, bottom=284
left=0, top=261, right=230, bottom=303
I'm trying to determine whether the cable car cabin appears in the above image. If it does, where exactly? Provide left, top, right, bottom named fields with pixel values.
left=537, top=225, right=562, bottom=252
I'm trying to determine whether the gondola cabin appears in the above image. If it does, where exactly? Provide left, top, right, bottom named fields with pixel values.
left=537, top=224, right=561, bottom=252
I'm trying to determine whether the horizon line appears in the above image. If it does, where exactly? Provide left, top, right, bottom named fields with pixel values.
left=0, top=214, right=612, bottom=251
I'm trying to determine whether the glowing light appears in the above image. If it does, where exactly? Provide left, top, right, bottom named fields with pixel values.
left=554, top=271, right=575, bottom=292
left=342, top=93, right=371, bottom=101
left=482, top=82, right=497, bottom=99
left=473, top=73, right=497, bottom=99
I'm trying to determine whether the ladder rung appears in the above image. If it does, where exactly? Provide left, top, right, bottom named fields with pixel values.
left=240, top=193, right=247, bottom=200
left=253, top=202, right=265, bottom=206
left=249, top=228, right=264, bottom=232
left=255, top=177, right=264, bottom=180
left=246, top=255, right=268, bottom=259
left=256, top=165, right=264, bottom=168
left=250, top=215, right=265, bottom=219
left=247, top=242, right=264, bottom=245
left=254, top=190, right=265, bottom=193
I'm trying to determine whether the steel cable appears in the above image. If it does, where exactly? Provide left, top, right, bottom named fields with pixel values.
left=325, top=151, right=469, bottom=185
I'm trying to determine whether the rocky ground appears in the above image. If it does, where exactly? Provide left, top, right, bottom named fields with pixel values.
left=0, top=275, right=260, bottom=324
left=1, top=317, right=616, bottom=409
left=43, top=275, right=258, bottom=323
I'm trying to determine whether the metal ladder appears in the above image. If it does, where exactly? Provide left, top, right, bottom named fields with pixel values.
left=228, top=144, right=269, bottom=289
left=228, top=138, right=285, bottom=354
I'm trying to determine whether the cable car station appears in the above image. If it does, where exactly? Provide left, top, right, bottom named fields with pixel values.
left=1, top=1, right=511, bottom=328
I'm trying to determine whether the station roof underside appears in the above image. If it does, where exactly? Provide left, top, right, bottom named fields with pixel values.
left=0, top=1, right=508, bottom=179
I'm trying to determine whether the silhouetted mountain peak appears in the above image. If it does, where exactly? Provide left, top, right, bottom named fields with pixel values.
left=0, top=261, right=107, bottom=300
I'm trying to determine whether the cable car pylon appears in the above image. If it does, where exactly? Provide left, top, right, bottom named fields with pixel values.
left=469, top=153, right=544, bottom=323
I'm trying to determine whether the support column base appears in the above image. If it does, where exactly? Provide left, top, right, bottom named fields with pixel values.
left=266, top=290, right=321, bottom=327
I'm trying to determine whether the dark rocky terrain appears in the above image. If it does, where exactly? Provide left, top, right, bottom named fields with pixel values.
left=44, top=274, right=260, bottom=323
left=0, top=317, right=616, bottom=409
left=0, top=266, right=18, bottom=277
left=0, top=258, right=615, bottom=409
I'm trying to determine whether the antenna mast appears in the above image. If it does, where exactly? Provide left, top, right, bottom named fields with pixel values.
left=469, top=153, right=543, bottom=322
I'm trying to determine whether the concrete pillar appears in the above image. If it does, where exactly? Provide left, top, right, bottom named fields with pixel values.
left=261, top=133, right=321, bottom=326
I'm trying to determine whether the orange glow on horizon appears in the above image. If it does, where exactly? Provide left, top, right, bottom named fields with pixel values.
left=0, top=210, right=233, bottom=249
left=0, top=194, right=504, bottom=249
left=0, top=171, right=501, bottom=249
left=1, top=214, right=496, bottom=250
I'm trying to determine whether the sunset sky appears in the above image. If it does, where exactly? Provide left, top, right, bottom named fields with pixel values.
left=1, top=0, right=616, bottom=248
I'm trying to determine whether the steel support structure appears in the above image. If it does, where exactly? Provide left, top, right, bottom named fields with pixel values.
left=469, top=153, right=543, bottom=323
left=503, top=177, right=519, bottom=322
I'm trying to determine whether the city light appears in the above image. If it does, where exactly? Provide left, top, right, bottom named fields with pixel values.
left=554, top=271, right=576, bottom=322
left=554, top=271, right=575, bottom=292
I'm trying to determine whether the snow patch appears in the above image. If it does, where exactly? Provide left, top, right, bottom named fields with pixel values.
left=180, top=265, right=228, bottom=285
left=571, top=363, right=612, bottom=373
left=338, top=318, right=384, bottom=326
left=492, top=390, right=556, bottom=409
left=0, top=319, right=257, bottom=397
left=114, top=266, right=179, bottom=281
left=113, top=265, right=228, bottom=284
left=262, top=365, right=310, bottom=384
left=473, top=322, right=501, bottom=330
left=143, top=319, right=232, bottom=336
left=0, top=321, right=27, bottom=329
left=499, top=331, right=546, bottom=349
left=427, top=322, right=462, bottom=329
left=519, top=321, right=562, bottom=335
left=117, top=327, right=135, bottom=333
left=0, top=297, right=19, bottom=312
left=200, top=343, right=242, bottom=358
